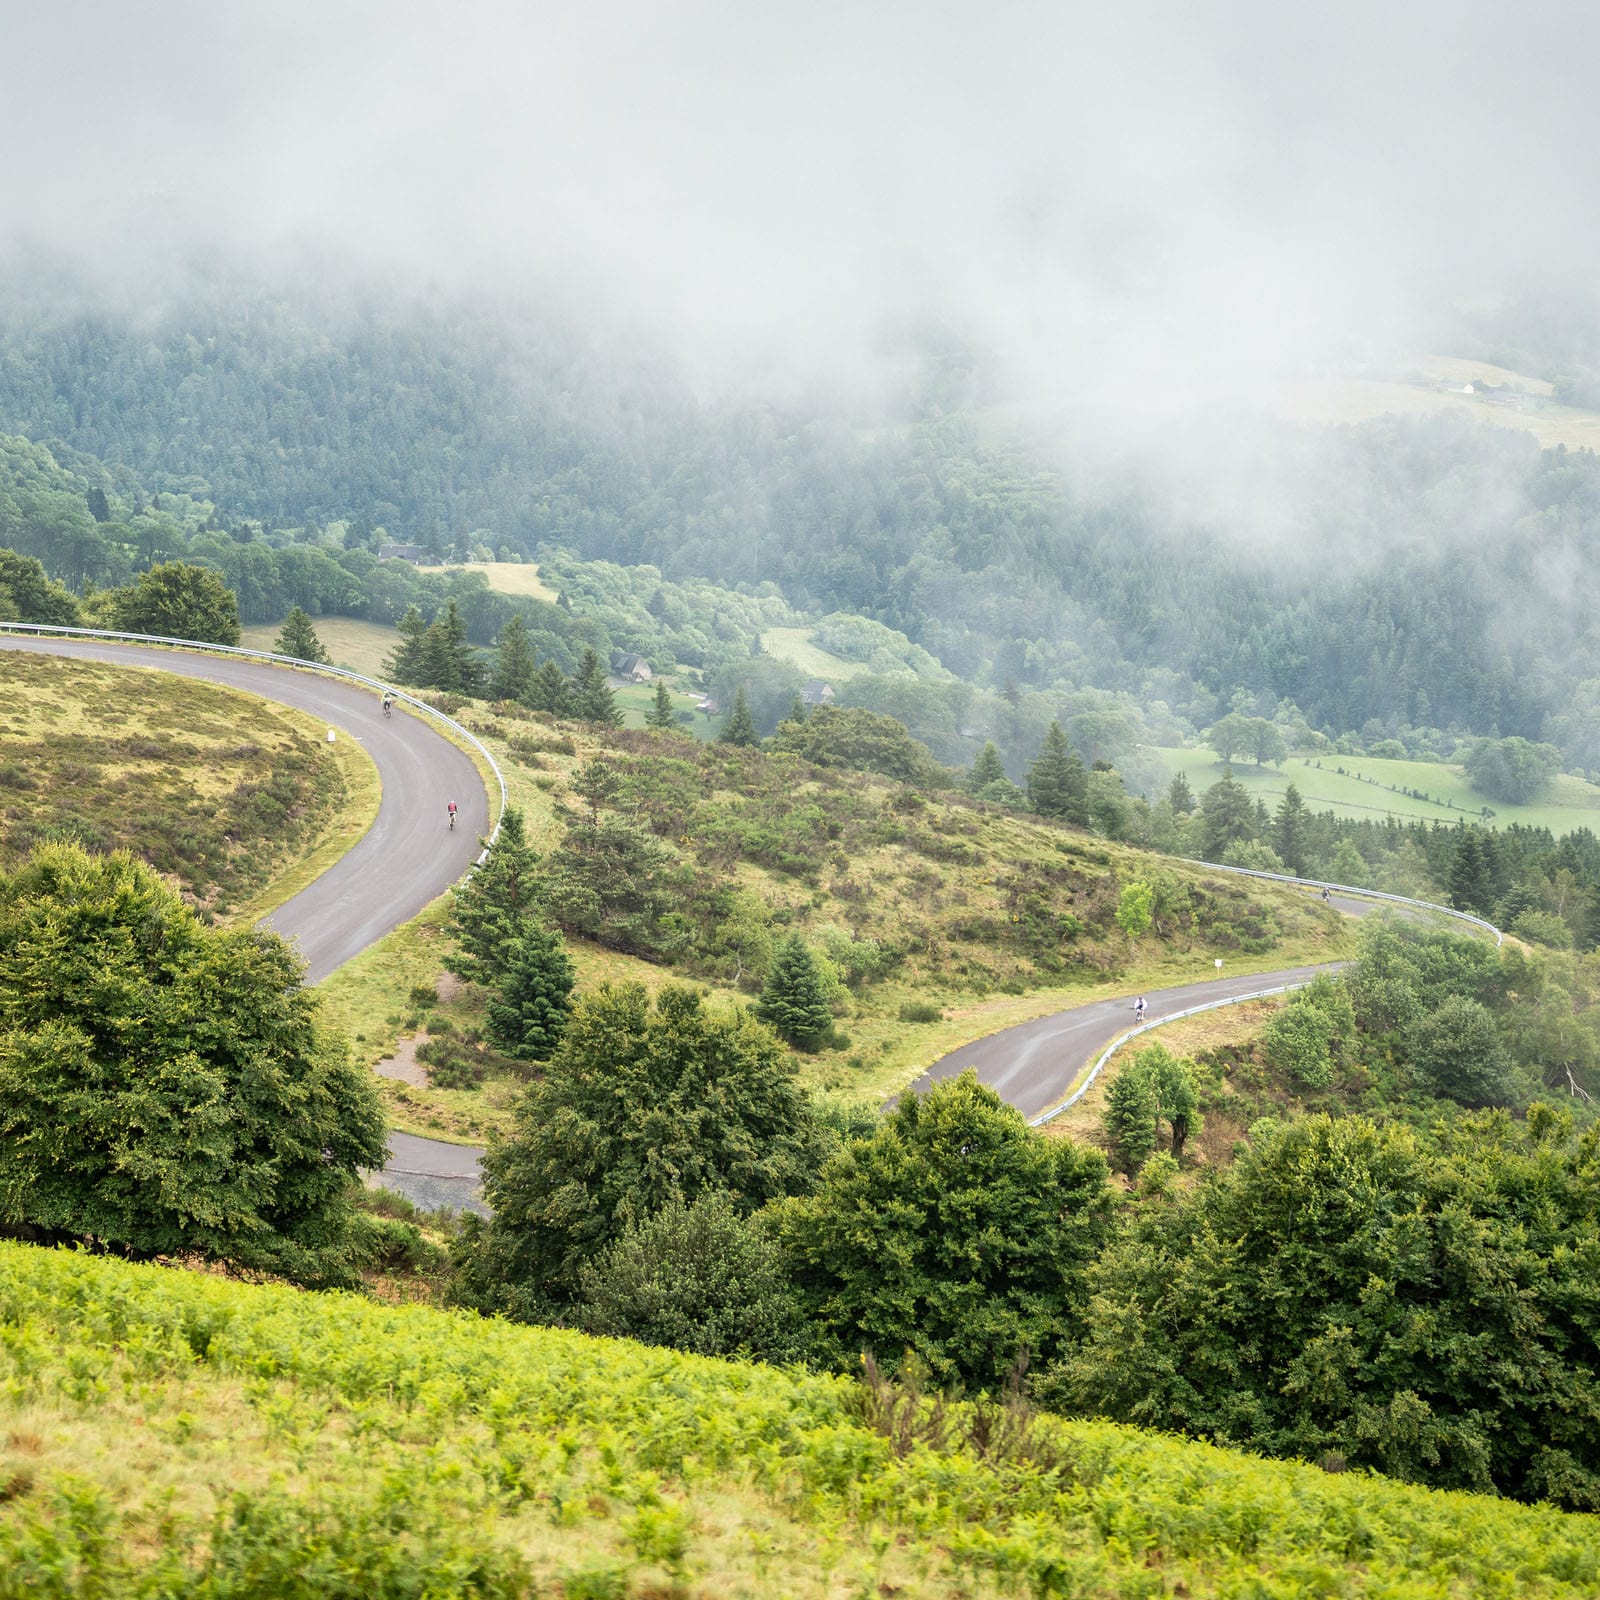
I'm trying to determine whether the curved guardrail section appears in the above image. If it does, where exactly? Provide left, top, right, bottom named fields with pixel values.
left=1030, top=866, right=1502, bottom=1127
left=1189, top=858, right=1502, bottom=946
left=0, top=622, right=508, bottom=855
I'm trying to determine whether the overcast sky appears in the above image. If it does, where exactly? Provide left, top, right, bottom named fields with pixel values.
left=4, top=1, right=1595, bottom=412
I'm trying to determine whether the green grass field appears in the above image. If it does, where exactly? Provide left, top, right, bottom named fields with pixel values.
left=240, top=616, right=399, bottom=680
left=5, top=1242, right=1596, bottom=1599
left=759, top=624, right=869, bottom=682
left=611, top=679, right=722, bottom=740
left=440, top=560, right=560, bottom=601
left=1152, top=745, right=1600, bottom=836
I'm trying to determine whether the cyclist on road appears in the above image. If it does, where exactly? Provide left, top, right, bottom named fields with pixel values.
left=1134, top=996, right=1147, bottom=1024
left=447, top=800, right=458, bottom=831
left=382, top=691, right=395, bottom=717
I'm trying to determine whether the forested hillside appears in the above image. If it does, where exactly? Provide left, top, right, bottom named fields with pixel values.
left=7, top=282, right=1600, bottom=759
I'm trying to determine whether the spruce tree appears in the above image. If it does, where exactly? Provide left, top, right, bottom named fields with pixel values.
left=782, top=692, right=809, bottom=726
left=968, top=741, right=1007, bottom=794
left=273, top=605, right=329, bottom=664
left=1103, top=1062, right=1159, bottom=1174
left=445, top=809, right=542, bottom=987
left=720, top=684, right=758, bottom=747
left=486, top=924, right=576, bottom=1060
left=1448, top=828, right=1494, bottom=916
left=646, top=678, right=676, bottom=731
left=1273, top=782, right=1312, bottom=877
left=1166, top=771, right=1195, bottom=815
left=755, top=933, right=833, bottom=1050
left=491, top=613, right=537, bottom=703
left=436, top=599, right=484, bottom=695
left=385, top=604, right=429, bottom=684
left=570, top=647, right=620, bottom=725
left=528, top=657, right=572, bottom=716
left=1027, top=721, right=1090, bottom=825
left=1198, top=769, right=1257, bottom=860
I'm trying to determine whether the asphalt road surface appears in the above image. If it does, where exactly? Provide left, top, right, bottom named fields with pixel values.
left=0, top=635, right=490, bottom=1203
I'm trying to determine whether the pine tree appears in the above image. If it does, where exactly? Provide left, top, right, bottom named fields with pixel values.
left=445, top=809, right=543, bottom=987
left=1448, top=828, right=1495, bottom=916
left=1102, top=1063, right=1159, bottom=1174
left=528, top=658, right=572, bottom=716
left=1027, top=721, right=1089, bottom=825
left=436, top=599, right=484, bottom=695
left=646, top=679, right=676, bottom=731
left=968, top=741, right=1007, bottom=794
left=755, top=933, right=833, bottom=1050
left=486, top=924, right=576, bottom=1060
left=273, top=605, right=329, bottom=664
left=570, top=647, right=620, bottom=725
left=1273, top=782, right=1312, bottom=877
left=720, top=684, right=758, bottom=747
left=491, top=613, right=537, bottom=703
left=1166, top=771, right=1195, bottom=815
left=384, top=604, right=429, bottom=684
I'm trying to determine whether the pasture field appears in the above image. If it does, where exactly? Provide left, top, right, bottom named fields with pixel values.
left=611, top=678, right=722, bottom=739
left=440, top=560, right=561, bottom=601
left=239, top=615, right=400, bottom=680
left=1152, top=744, right=1600, bottom=837
left=759, top=624, right=870, bottom=682
left=0, top=652, right=377, bottom=919
left=2, top=1241, right=1596, bottom=1599
left=1275, top=353, right=1600, bottom=453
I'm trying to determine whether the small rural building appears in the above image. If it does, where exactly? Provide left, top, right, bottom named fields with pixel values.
left=800, top=680, right=835, bottom=707
left=378, top=542, right=432, bottom=564
left=696, top=695, right=720, bottom=718
left=609, top=651, right=653, bottom=682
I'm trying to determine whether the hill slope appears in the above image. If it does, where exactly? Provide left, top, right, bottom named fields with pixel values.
left=2, top=1242, right=1596, bottom=1599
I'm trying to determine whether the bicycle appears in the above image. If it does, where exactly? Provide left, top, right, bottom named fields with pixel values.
left=382, top=694, right=394, bottom=718
left=447, top=802, right=457, bottom=831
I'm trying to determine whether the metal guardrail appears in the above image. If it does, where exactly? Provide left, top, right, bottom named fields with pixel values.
left=0, top=622, right=508, bottom=856
left=1029, top=982, right=1313, bottom=1127
left=1028, top=865, right=1503, bottom=1127
left=1188, top=858, right=1503, bottom=946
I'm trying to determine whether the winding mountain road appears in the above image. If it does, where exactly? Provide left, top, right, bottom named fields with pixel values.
left=0, top=634, right=491, bottom=1204
left=6, top=634, right=1438, bottom=1210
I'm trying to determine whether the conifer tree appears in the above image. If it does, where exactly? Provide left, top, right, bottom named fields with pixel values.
left=720, top=684, right=758, bottom=747
left=445, top=809, right=542, bottom=988
left=1166, top=771, right=1195, bottom=815
left=1448, top=828, right=1495, bottom=916
left=528, top=657, right=572, bottom=716
left=273, top=605, right=329, bottom=664
left=782, top=692, right=809, bottom=726
left=384, top=604, right=429, bottom=684
left=755, top=933, right=833, bottom=1050
left=1273, top=782, right=1312, bottom=877
left=646, top=678, right=676, bottom=731
left=491, top=612, right=536, bottom=703
left=1027, top=721, right=1090, bottom=825
left=1103, top=1063, right=1159, bottom=1174
left=968, top=741, right=1007, bottom=794
left=486, top=924, right=576, bottom=1060
left=570, top=647, right=620, bottom=725
left=1198, top=768, right=1257, bottom=859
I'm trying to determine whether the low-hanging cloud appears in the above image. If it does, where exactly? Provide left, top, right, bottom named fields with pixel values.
left=5, top=0, right=1598, bottom=427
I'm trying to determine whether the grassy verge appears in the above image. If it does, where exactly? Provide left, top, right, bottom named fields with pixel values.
left=3, top=1242, right=1596, bottom=1599
left=228, top=718, right=381, bottom=923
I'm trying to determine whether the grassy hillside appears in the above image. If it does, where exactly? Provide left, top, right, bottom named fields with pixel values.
left=438, top=560, right=561, bottom=602
left=759, top=624, right=871, bottom=682
left=1, top=1243, right=1594, bottom=1599
left=354, top=703, right=1351, bottom=1140
left=0, top=651, right=377, bottom=919
left=1153, top=744, right=1600, bottom=836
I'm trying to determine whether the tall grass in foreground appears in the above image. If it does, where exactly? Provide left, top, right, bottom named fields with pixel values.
left=1, top=1242, right=1597, bottom=1597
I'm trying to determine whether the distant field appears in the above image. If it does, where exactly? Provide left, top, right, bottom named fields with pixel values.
left=612, top=678, right=722, bottom=740
left=441, top=560, right=559, bottom=601
left=1276, top=353, right=1600, bottom=452
left=240, top=616, right=398, bottom=680
left=1153, top=745, right=1600, bottom=836
left=760, top=624, right=869, bottom=681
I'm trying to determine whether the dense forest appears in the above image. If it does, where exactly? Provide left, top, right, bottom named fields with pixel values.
left=5, top=279, right=1600, bottom=763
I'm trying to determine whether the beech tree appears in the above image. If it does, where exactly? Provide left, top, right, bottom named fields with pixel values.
left=0, top=845, right=385, bottom=1284
left=454, top=983, right=825, bottom=1316
left=111, top=560, right=241, bottom=645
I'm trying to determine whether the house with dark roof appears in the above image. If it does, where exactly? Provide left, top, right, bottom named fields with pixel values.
left=799, top=680, right=835, bottom=707
left=609, top=651, right=653, bottom=682
left=378, top=542, right=432, bottom=564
